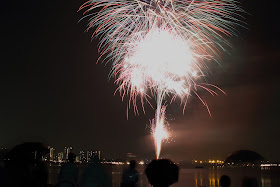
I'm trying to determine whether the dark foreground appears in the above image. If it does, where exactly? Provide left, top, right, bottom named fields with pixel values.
left=48, top=164, right=280, bottom=187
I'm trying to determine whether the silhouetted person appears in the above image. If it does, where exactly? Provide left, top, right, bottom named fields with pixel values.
left=0, top=162, right=5, bottom=186
left=80, top=156, right=111, bottom=187
left=121, top=160, right=139, bottom=187
left=57, top=153, right=78, bottom=187
left=2, top=142, right=49, bottom=187
left=242, top=177, right=258, bottom=187
left=220, top=175, right=231, bottom=187
left=145, top=159, right=179, bottom=187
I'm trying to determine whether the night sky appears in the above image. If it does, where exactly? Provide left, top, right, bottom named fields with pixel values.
left=1, top=0, right=280, bottom=162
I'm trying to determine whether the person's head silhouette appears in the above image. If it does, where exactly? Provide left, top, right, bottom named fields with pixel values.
left=4, top=142, right=48, bottom=187
left=145, top=159, right=179, bottom=187
left=129, top=160, right=136, bottom=169
left=220, top=175, right=231, bottom=187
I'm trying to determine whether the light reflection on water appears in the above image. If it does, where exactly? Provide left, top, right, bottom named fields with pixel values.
left=48, top=165, right=280, bottom=187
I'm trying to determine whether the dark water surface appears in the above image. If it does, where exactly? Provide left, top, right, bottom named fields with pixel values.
left=48, top=164, right=280, bottom=187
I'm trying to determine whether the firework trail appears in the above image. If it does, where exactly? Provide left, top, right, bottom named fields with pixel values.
left=79, top=0, right=244, bottom=159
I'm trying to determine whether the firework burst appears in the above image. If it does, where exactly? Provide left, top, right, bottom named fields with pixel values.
left=80, top=0, right=244, bottom=158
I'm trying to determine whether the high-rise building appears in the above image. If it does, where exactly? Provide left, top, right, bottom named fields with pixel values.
left=98, top=150, right=101, bottom=160
left=64, top=146, right=73, bottom=160
left=86, top=151, right=92, bottom=162
left=78, top=150, right=101, bottom=163
left=86, top=150, right=101, bottom=162
left=48, top=146, right=55, bottom=162
left=75, top=155, right=80, bottom=162
left=58, top=152, right=64, bottom=162
left=79, top=151, right=86, bottom=162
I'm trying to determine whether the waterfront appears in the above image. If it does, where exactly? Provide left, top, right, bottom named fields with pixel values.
left=48, top=164, right=280, bottom=187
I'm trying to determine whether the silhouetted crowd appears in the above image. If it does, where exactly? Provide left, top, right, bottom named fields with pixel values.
left=0, top=142, right=259, bottom=187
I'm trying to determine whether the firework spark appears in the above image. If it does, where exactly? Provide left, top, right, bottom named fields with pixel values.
left=152, top=106, right=169, bottom=159
left=80, top=0, right=244, bottom=158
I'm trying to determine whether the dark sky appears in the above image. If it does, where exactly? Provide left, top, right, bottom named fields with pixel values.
left=1, top=0, right=280, bottom=161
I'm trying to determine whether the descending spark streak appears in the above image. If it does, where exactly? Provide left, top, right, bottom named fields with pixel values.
left=80, top=0, right=244, bottom=159
left=153, top=90, right=169, bottom=159
left=153, top=108, right=168, bottom=159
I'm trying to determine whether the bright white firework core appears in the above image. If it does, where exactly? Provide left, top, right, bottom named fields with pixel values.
left=125, top=28, right=194, bottom=94
left=154, top=114, right=169, bottom=159
left=123, top=28, right=195, bottom=159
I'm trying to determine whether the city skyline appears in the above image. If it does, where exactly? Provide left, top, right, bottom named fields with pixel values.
left=4, top=145, right=279, bottom=170
left=1, top=0, right=280, bottom=162
left=0, top=144, right=274, bottom=164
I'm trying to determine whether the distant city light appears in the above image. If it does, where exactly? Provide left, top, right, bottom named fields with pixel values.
left=261, top=164, right=280, bottom=167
